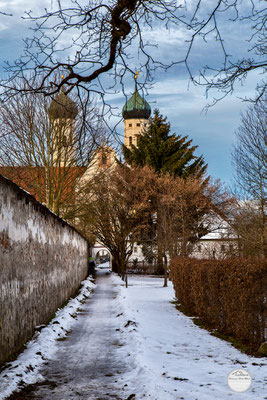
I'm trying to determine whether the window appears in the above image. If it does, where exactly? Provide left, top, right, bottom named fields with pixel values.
left=101, top=152, right=107, bottom=165
left=221, top=244, right=226, bottom=252
left=100, top=150, right=109, bottom=166
left=62, top=135, right=68, bottom=147
left=198, top=245, right=201, bottom=252
left=229, top=243, right=234, bottom=252
left=129, top=136, right=132, bottom=145
left=129, top=123, right=132, bottom=127
left=134, top=247, right=138, bottom=253
left=144, top=123, right=147, bottom=127
left=136, top=123, right=141, bottom=127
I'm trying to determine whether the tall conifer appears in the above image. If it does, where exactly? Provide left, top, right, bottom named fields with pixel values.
left=123, top=109, right=207, bottom=180
left=123, top=109, right=208, bottom=280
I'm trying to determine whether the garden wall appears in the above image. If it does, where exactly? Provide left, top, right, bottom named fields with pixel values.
left=0, top=175, right=89, bottom=363
left=127, top=260, right=159, bottom=275
left=170, top=257, right=267, bottom=349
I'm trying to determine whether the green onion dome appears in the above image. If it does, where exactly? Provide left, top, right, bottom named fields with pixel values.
left=122, top=86, right=151, bottom=120
left=49, top=91, right=78, bottom=120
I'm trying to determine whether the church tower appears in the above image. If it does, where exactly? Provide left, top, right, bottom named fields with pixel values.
left=122, top=81, right=151, bottom=148
left=49, top=91, right=78, bottom=166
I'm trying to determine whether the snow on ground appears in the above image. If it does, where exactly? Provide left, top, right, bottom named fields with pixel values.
left=0, top=277, right=95, bottom=400
left=112, top=274, right=267, bottom=400
left=0, top=269, right=266, bottom=400
left=95, top=261, right=111, bottom=271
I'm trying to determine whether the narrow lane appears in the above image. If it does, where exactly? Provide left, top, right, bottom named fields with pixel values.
left=9, top=269, right=135, bottom=400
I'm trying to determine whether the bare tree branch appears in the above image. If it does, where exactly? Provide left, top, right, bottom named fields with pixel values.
left=0, top=76, right=108, bottom=218
left=0, top=0, right=265, bottom=104
left=231, top=98, right=267, bottom=257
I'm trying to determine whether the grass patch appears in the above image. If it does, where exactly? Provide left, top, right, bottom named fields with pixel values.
left=172, top=300, right=263, bottom=357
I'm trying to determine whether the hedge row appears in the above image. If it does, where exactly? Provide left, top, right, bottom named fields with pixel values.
left=170, top=257, right=267, bottom=347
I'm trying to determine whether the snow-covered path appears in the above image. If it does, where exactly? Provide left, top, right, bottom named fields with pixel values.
left=6, top=269, right=137, bottom=400
left=1, top=269, right=266, bottom=400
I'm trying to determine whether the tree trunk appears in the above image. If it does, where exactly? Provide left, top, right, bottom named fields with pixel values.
left=163, top=253, right=168, bottom=287
left=125, top=272, right=128, bottom=288
left=157, top=211, right=164, bottom=274
left=112, top=257, right=119, bottom=273
left=163, top=266, right=168, bottom=287
left=157, top=246, right=164, bottom=274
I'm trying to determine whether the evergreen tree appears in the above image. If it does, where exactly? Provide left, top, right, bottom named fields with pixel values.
left=123, top=109, right=208, bottom=280
left=123, top=109, right=207, bottom=180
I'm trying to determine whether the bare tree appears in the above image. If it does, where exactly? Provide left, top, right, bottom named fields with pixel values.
left=80, top=165, right=154, bottom=278
left=0, top=0, right=266, bottom=103
left=231, top=201, right=266, bottom=257
left=0, top=78, right=106, bottom=218
left=158, top=175, right=233, bottom=285
left=80, top=162, right=233, bottom=283
left=232, top=99, right=267, bottom=201
left=231, top=99, right=266, bottom=257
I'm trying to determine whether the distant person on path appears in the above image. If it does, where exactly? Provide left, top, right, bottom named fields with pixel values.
left=88, top=257, right=96, bottom=276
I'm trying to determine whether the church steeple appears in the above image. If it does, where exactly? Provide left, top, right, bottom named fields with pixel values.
left=49, top=91, right=78, bottom=120
left=122, top=82, right=151, bottom=120
left=123, top=78, right=151, bottom=148
left=49, top=90, right=78, bottom=166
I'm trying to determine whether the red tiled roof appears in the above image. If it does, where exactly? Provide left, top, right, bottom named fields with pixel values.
left=0, top=166, right=86, bottom=204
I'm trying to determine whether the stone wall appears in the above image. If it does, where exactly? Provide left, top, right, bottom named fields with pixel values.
left=0, top=175, right=89, bottom=363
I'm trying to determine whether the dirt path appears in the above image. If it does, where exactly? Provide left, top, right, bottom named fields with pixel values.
left=8, top=270, right=135, bottom=400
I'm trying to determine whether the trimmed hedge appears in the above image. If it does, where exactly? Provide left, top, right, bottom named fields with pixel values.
left=170, top=257, right=267, bottom=347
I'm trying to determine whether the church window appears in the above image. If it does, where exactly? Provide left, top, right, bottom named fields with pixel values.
left=62, top=135, right=68, bottom=147
left=100, top=150, right=108, bottom=166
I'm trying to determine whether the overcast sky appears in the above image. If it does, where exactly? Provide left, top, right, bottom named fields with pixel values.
left=0, top=1, right=264, bottom=187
